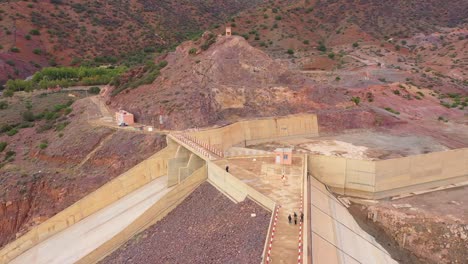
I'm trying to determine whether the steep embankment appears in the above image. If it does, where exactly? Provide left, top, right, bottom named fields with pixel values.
left=101, top=182, right=270, bottom=264
left=0, top=97, right=167, bottom=248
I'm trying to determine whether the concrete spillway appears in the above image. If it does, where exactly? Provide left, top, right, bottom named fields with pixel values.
left=10, top=176, right=171, bottom=264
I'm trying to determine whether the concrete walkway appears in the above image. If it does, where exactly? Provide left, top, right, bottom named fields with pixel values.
left=215, top=157, right=303, bottom=264
left=309, top=177, right=397, bottom=264
left=10, top=176, right=171, bottom=264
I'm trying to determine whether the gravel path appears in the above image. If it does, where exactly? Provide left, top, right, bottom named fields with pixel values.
left=101, top=182, right=271, bottom=264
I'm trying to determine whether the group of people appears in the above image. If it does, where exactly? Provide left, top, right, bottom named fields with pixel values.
left=288, top=212, right=303, bottom=225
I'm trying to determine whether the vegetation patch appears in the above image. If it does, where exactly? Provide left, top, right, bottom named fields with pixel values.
left=5, top=67, right=125, bottom=96
left=384, top=107, right=400, bottom=115
left=111, top=60, right=168, bottom=96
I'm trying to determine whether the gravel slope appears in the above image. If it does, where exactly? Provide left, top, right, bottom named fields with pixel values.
left=101, top=182, right=271, bottom=264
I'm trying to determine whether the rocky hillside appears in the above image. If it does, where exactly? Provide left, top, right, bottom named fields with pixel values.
left=108, top=33, right=344, bottom=129
left=0, top=0, right=262, bottom=83
left=215, top=0, right=468, bottom=51
left=0, top=94, right=166, bottom=248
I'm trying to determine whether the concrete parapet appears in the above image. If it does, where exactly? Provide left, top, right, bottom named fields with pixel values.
left=77, top=165, right=208, bottom=264
left=0, top=145, right=178, bottom=264
left=189, top=114, right=319, bottom=152
left=308, top=148, right=468, bottom=199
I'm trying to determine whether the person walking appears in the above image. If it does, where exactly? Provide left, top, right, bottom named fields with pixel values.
left=288, top=214, right=292, bottom=224
left=300, top=212, right=304, bottom=222
left=294, top=212, right=297, bottom=225
left=225, top=165, right=229, bottom=173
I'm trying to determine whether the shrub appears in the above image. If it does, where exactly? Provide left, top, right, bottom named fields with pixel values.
left=0, top=142, right=6, bottom=152
left=352, top=42, right=359, bottom=48
left=7, top=128, right=18, bottom=136
left=303, top=40, right=309, bottom=45
left=53, top=104, right=67, bottom=112
left=55, top=121, right=69, bottom=131
left=393, top=90, right=400, bottom=95
left=88, top=86, right=101, bottom=94
left=4, top=150, right=15, bottom=161
left=438, top=116, right=448, bottom=122
left=335, top=76, right=341, bottom=81
left=18, top=122, right=34, bottom=128
left=188, top=48, right=197, bottom=55
left=10, top=47, right=20, bottom=53
left=0, top=124, right=12, bottom=133
left=25, top=34, right=31, bottom=40
left=30, top=29, right=40, bottom=35
left=201, top=34, right=217, bottom=51
left=33, top=48, right=42, bottom=55
left=0, top=101, right=7, bottom=109
left=3, top=90, right=14, bottom=97
left=384, top=107, right=400, bottom=115
left=351, top=96, right=360, bottom=105
left=158, top=60, right=168, bottom=68
left=317, top=43, right=326, bottom=52
left=36, top=122, right=53, bottom=133
left=287, top=49, right=294, bottom=55
left=39, top=142, right=48, bottom=149
left=328, top=52, right=335, bottom=59
left=143, top=46, right=156, bottom=53
left=22, top=111, right=35, bottom=122
left=275, top=15, right=282, bottom=20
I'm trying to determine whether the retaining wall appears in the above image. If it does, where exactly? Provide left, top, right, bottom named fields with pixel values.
left=207, top=162, right=276, bottom=211
left=308, top=148, right=468, bottom=199
left=190, top=114, right=319, bottom=151
left=78, top=166, right=208, bottom=264
left=0, top=144, right=178, bottom=264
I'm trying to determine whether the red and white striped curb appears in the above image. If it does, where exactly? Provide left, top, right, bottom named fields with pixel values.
left=266, top=205, right=280, bottom=264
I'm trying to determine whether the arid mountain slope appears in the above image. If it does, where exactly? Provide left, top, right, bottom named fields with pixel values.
left=109, top=34, right=348, bottom=129
left=0, top=0, right=262, bottom=83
